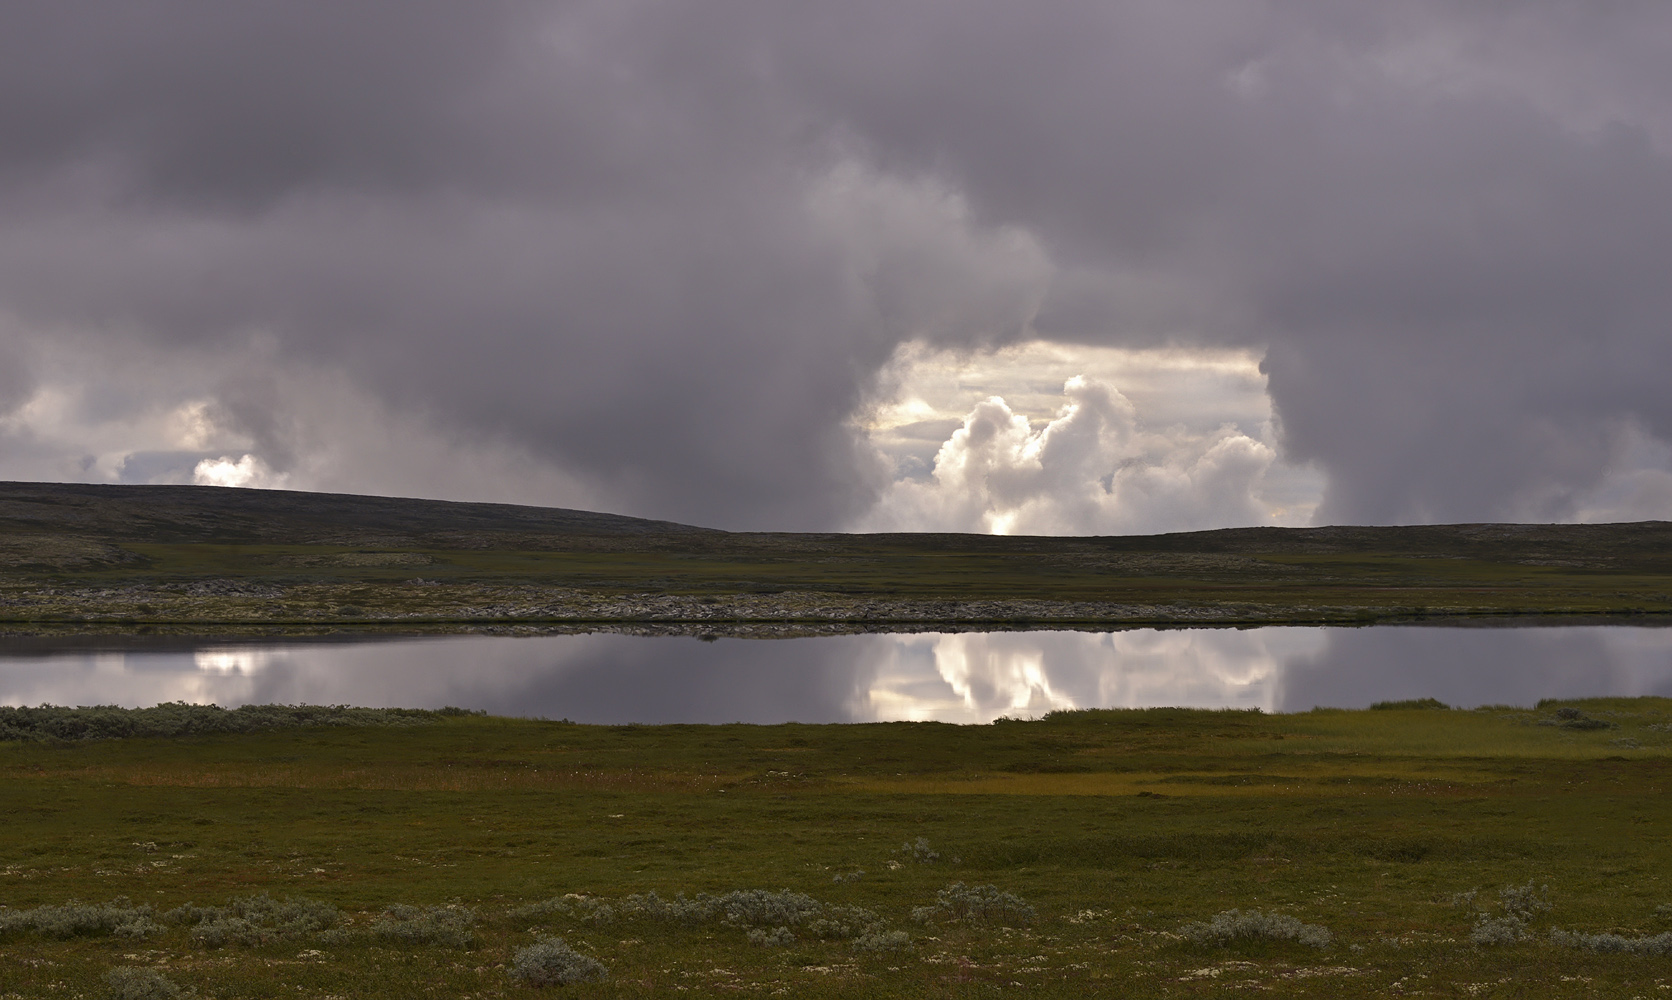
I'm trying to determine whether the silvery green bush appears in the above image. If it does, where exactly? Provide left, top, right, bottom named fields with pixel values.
left=746, top=925, right=795, bottom=947
left=1550, top=928, right=1672, bottom=955
left=510, top=937, right=607, bottom=985
left=911, top=883, right=1035, bottom=927
left=804, top=904, right=888, bottom=940
left=105, top=967, right=194, bottom=1000
left=372, top=904, right=476, bottom=948
left=852, top=927, right=912, bottom=951
left=1469, top=880, right=1553, bottom=945
left=0, top=898, right=160, bottom=939
left=1470, top=915, right=1528, bottom=945
left=165, top=893, right=338, bottom=948
left=712, top=889, right=825, bottom=929
left=1498, top=881, right=1553, bottom=921
left=513, top=888, right=902, bottom=949
left=1179, top=909, right=1331, bottom=949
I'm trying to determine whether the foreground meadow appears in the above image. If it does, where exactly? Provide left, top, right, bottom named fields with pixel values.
left=3, top=699, right=1672, bottom=997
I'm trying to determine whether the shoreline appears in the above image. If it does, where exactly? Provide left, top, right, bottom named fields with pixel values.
left=3, top=607, right=1670, bottom=645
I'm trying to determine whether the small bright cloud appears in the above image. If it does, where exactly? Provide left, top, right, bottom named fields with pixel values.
left=193, top=454, right=285, bottom=489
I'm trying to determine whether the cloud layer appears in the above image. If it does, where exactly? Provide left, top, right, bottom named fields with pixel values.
left=2, top=2, right=1671, bottom=529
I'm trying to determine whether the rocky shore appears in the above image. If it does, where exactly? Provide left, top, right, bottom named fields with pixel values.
left=0, top=577, right=1578, bottom=637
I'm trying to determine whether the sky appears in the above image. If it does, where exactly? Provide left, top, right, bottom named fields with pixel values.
left=2, top=1, right=1671, bottom=533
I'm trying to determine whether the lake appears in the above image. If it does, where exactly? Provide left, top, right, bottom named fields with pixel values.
left=3, top=624, right=1670, bottom=724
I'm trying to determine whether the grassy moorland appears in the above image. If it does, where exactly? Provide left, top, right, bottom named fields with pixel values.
left=2, top=482, right=1670, bottom=630
left=3, top=700, right=1672, bottom=997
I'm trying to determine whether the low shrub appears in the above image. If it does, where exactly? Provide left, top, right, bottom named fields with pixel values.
left=1179, top=909, right=1331, bottom=949
left=1550, top=928, right=1672, bottom=955
left=372, top=905, right=476, bottom=948
left=165, top=893, right=339, bottom=948
left=804, top=904, right=889, bottom=940
left=713, top=889, right=824, bottom=929
left=105, top=967, right=194, bottom=1000
left=0, top=898, right=161, bottom=939
left=746, top=926, right=795, bottom=947
left=1498, top=881, right=1553, bottom=921
left=853, top=928, right=912, bottom=951
left=911, top=883, right=1035, bottom=927
left=1470, top=916, right=1528, bottom=945
left=514, top=888, right=900, bottom=948
left=1467, top=880, right=1553, bottom=945
left=1535, top=708, right=1613, bottom=730
left=510, top=937, right=607, bottom=985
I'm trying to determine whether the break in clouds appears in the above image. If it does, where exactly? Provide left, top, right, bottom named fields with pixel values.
left=3, top=1, right=1672, bottom=532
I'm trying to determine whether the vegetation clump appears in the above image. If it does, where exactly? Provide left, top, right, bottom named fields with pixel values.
left=105, top=966, right=195, bottom=1000
left=1470, top=915, right=1529, bottom=945
left=371, top=904, right=477, bottom=948
left=1537, top=706, right=1614, bottom=730
left=1467, top=881, right=1553, bottom=945
left=1179, top=908, right=1332, bottom=949
left=514, top=889, right=902, bottom=949
left=1370, top=698, right=1449, bottom=710
left=1549, top=928, right=1672, bottom=955
left=911, top=883, right=1035, bottom=927
left=0, top=702, right=435, bottom=742
left=851, top=927, right=913, bottom=951
left=510, top=937, right=607, bottom=985
left=746, top=925, right=795, bottom=947
left=165, top=893, right=339, bottom=948
left=711, top=889, right=826, bottom=929
left=0, top=897, right=161, bottom=939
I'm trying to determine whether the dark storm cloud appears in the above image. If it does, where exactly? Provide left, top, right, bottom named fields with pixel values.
left=1, top=1, right=1669, bottom=526
left=725, top=0, right=1672, bottom=522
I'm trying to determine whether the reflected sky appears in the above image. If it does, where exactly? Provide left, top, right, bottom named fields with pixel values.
left=1, top=627, right=1670, bottom=724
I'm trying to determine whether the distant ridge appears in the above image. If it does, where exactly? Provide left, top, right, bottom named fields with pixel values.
left=1, top=481, right=1669, bottom=628
left=2, top=481, right=1670, bottom=557
left=0, top=481, right=716, bottom=545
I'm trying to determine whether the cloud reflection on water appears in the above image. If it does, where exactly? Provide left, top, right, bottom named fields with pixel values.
left=0, top=627, right=1668, bottom=724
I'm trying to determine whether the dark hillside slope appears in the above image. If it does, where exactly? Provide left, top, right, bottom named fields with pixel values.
left=761, top=520, right=1672, bottom=563
left=0, top=481, right=713, bottom=546
left=1089, top=520, right=1672, bottom=568
left=0, top=482, right=1668, bottom=629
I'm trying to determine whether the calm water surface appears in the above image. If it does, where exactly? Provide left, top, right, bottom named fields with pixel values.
left=3, top=626, right=1671, bottom=724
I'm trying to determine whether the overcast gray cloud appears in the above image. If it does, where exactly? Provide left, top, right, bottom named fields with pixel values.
left=1, top=1, right=1669, bottom=529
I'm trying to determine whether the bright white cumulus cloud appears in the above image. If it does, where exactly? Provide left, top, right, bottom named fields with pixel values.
left=192, top=454, right=285, bottom=489
left=855, top=342, right=1321, bottom=536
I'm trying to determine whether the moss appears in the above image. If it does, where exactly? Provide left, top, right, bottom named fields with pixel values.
left=2, top=702, right=1672, bottom=995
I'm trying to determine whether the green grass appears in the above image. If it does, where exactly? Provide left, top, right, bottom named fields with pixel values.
left=5, top=699, right=1672, bottom=996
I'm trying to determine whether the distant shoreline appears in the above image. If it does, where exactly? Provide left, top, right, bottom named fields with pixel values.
left=4, top=481, right=1670, bottom=630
